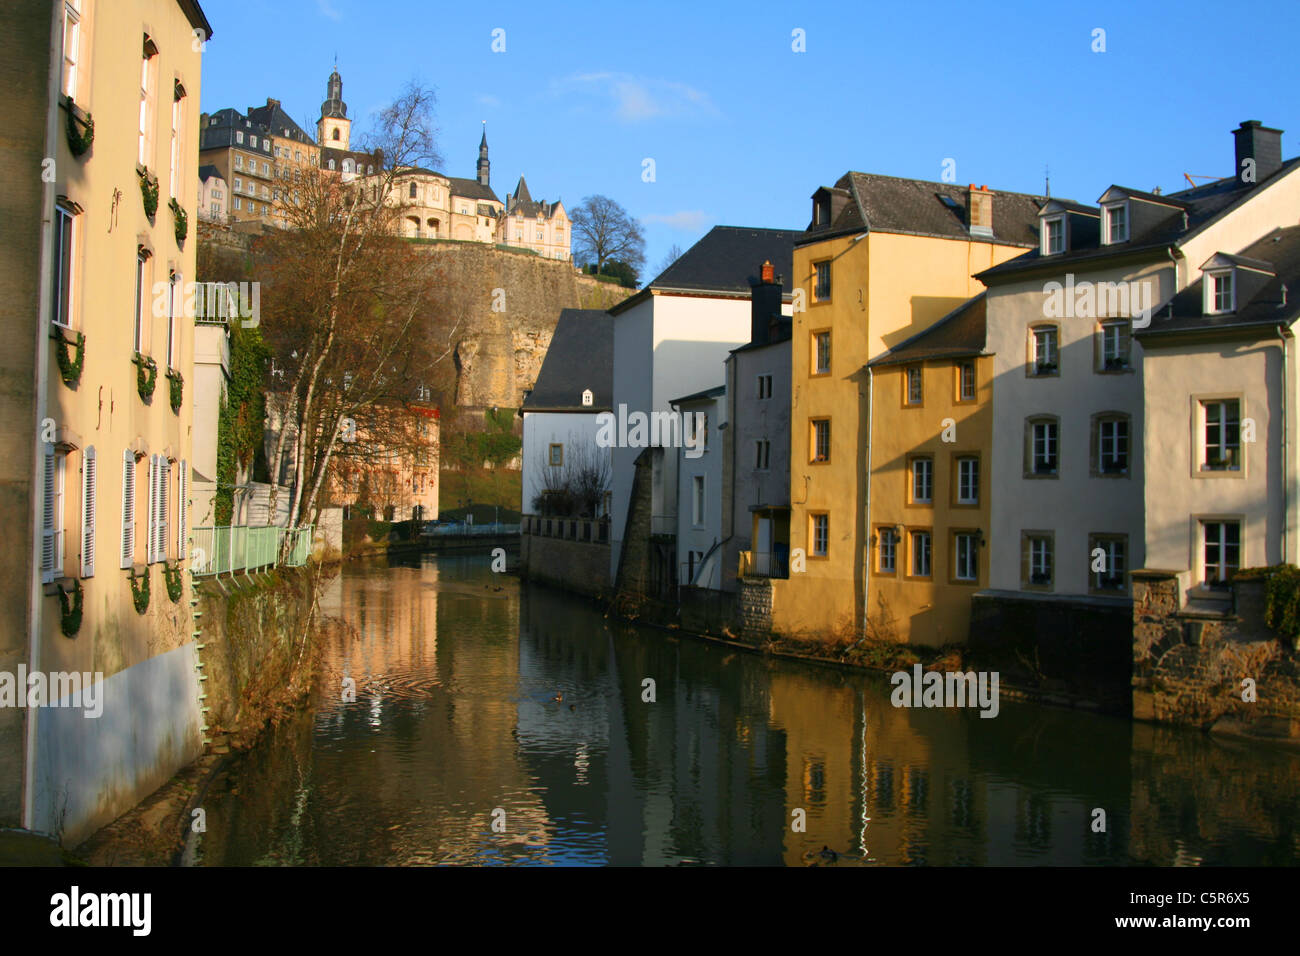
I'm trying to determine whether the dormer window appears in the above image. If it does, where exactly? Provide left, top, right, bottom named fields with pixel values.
left=1103, top=202, right=1128, bottom=244
left=1041, top=215, right=1065, bottom=255
left=1206, top=270, right=1235, bottom=314
left=814, top=198, right=830, bottom=226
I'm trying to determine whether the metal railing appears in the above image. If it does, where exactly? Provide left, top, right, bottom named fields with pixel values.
left=739, top=550, right=789, bottom=579
left=422, top=521, right=520, bottom=538
left=189, top=525, right=313, bottom=577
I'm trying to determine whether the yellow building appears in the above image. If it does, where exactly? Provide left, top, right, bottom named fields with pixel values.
left=1, top=0, right=210, bottom=841
left=769, top=176, right=1043, bottom=641
left=502, top=177, right=571, bottom=261
left=864, top=295, right=992, bottom=646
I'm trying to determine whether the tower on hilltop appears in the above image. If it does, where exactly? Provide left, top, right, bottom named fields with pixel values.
left=318, top=67, right=351, bottom=150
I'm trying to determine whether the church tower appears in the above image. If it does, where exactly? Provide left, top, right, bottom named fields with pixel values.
left=317, top=67, right=351, bottom=151
left=476, top=124, right=490, bottom=187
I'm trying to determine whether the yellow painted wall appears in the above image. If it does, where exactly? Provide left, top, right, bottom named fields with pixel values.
left=772, top=229, right=1024, bottom=639
left=866, top=354, right=992, bottom=646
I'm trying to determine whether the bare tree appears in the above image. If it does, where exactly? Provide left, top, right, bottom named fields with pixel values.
left=570, top=195, right=645, bottom=276
left=653, top=243, right=683, bottom=279
left=529, top=433, right=610, bottom=516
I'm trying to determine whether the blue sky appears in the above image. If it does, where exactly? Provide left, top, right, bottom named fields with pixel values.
left=198, top=0, right=1299, bottom=277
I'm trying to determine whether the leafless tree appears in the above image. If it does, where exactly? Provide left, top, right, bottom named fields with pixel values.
left=570, top=194, right=645, bottom=276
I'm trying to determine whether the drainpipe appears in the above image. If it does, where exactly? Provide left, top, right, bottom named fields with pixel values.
left=863, top=367, right=874, bottom=635
left=24, top=7, right=64, bottom=829
left=1278, top=326, right=1290, bottom=564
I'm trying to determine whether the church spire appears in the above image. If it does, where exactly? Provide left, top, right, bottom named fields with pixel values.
left=477, top=121, right=490, bottom=187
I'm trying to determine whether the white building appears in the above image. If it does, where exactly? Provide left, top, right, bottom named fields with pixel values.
left=608, top=226, right=797, bottom=594
left=672, top=385, right=725, bottom=588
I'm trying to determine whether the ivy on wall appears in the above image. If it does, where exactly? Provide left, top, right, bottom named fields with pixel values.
left=215, top=322, right=271, bottom=525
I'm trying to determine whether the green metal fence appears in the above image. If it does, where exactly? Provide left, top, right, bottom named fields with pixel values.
left=189, top=525, right=313, bottom=576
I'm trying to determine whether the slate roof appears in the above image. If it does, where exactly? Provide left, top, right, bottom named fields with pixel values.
left=506, top=176, right=562, bottom=219
left=198, top=164, right=224, bottom=183
left=637, top=226, right=799, bottom=298
left=246, top=99, right=314, bottom=145
left=447, top=177, right=501, bottom=204
left=670, top=384, right=726, bottom=405
left=522, top=310, right=613, bottom=412
left=868, top=293, right=987, bottom=367
left=801, top=172, right=1050, bottom=249
left=978, top=157, right=1300, bottom=283
left=1136, top=226, right=1300, bottom=339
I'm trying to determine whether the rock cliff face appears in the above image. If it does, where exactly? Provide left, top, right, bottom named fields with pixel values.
left=423, top=243, right=632, bottom=408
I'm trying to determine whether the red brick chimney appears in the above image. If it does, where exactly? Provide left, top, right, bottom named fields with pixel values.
left=761, top=260, right=775, bottom=283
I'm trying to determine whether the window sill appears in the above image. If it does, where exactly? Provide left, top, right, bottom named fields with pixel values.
left=1093, top=469, right=1130, bottom=479
left=1024, top=471, right=1059, bottom=480
left=42, top=576, right=78, bottom=597
left=1027, top=370, right=1060, bottom=379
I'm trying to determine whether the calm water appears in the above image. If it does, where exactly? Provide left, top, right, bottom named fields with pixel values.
left=188, top=553, right=1300, bottom=866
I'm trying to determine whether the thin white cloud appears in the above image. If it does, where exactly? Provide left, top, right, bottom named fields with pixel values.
left=550, top=72, right=716, bottom=123
left=475, top=93, right=502, bottom=109
left=316, top=0, right=342, bottom=21
left=644, top=210, right=709, bottom=232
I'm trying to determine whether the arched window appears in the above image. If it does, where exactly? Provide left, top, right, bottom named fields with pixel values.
left=328, top=158, right=335, bottom=171
left=332, top=128, right=340, bottom=141
left=409, top=182, right=418, bottom=199
left=342, top=159, right=353, bottom=174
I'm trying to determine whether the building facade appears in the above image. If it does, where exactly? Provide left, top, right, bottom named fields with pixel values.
left=502, top=176, right=570, bottom=261
left=1, top=0, right=210, bottom=842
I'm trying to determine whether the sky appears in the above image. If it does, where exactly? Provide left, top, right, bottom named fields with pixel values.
left=197, top=0, right=1300, bottom=279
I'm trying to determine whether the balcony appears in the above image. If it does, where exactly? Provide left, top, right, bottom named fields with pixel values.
left=739, top=550, right=789, bottom=579
left=522, top=514, right=608, bottom=544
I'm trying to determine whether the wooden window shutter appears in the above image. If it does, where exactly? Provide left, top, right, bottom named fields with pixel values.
left=81, top=446, right=96, bottom=578
left=178, top=460, right=188, bottom=558
left=159, top=458, right=170, bottom=560
left=147, top=454, right=158, bottom=564
left=42, top=448, right=57, bottom=582
left=121, top=449, right=135, bottom=569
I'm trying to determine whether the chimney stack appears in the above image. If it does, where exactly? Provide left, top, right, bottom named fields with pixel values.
left=968, top=184, right=994, bottom=238
left=1234, top=120, right=1284, bottom=185
left=750, top=261, right=783, bottom=347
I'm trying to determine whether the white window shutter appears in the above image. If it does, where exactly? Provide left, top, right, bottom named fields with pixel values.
left=148, top=455, right=161, bottom=564
left=160, top=458, right=170, bottom=560
left=41, top=448, right=56, bottom=583
left=81, top=446, right=96, bottom=578
left=121, top=449, right=135, bottom=569
left=178, top=460, right=188, bottom=558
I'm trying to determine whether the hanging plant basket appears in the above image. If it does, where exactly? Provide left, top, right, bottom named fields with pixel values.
left=129, top=566, right=150, bottom=614
left=58, top=579, right=84, bottom=637
left=133, top=352, right=158, bottom=401
left=52, top=326, right=85, bottom=387
left=138, top=166, right=159, bottom=222
left=166, top=367, right=183, bottom=413
left=169, top=197, right=188, bottom=244
left=163, top=562, right=183, bottom=603
left=65, top=97, right=94, bottom=156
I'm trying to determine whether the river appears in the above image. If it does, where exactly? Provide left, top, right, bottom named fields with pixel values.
left=185, top=552, right=1300, bottom=866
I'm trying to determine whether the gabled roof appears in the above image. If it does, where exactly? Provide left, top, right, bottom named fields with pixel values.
left=979, top=156, right=1300, bottom=283
left=522, top=310, right=613, bottom=412
left=631, top=226, right=798, bottom=301
left=670, top=384, right=725, bottom=406
left=246, top=99, right=314, bottom=145
left=868, top=293, right=987, bottom=367
left=198, top=164, right=224, bottom=183
left=1137, top=226, right=1300, bottom=340
left=800, top=172, right=1049, bottom=248
left=447, top=177, right=501, bottom=204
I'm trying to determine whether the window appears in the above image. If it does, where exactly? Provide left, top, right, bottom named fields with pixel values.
left=147, top=455, right=169, bottom=564
left=811, top=419, right=830, bottom=462
left=1026, top=417, right=1059, bottom=476
left=248, top=202, right=257, bottom=214
left=169, top=84, right=184, bottom=199
left=692, top=475, right=705, bottom=526
left=1042, top=215, right=1064, bottom=255
left=1099, top=321, right=1131, bottom=371
left=166, top=271, right=180, bottom=370
left=1031, top=325, right=1058, bottom=375
left=755, top=439, right=770, bottom=470
left=1201, top=520, right=1240, bottom=587
left=910, top=530, right=932, bottom=577
left=954, top=532, right=978, bottom=582
left=177, top=459, right=188, bottom=559
left=910, top=457, right=933, bottom=504
left=1202, top=400, right=1241, bottom=471
left=262, top=162, right=270, bottom=177
left=138, top=38, right=157, bottom=167
left=1024, top=533, right=1053, bottom=588
left=250, top=135, right=257, bottom=148
left=957, top=361, right=976, bottom=401
left=814, top=260, right=831, bottom=301
left=905, top=366, right=923, bottom=405
left=233, top=197, right=241, bottom=210
left=120, top=450, right=136, bottom=569
left=409, top=182, right=418, bottom=199
left=41, top=447, right=66, bottom=584
left=1209, top=271, right=1235, bottom=314
left=811, top=514, right=829, bottom=557
left=51, top=204, right=76, bottom=329
left=876, top=528, right=896, bottom=573
left=80, top=446, right=96, bottom=578
left=233, top=175, right=242, bottom=189
left=235, top=131, right=244, bottom=144
left=1094, top=415, right=1129, bottom=475
left=548, top=443, right=563, bottom=467
left=1104, top=202, right=1128, bottom=244
left=133, top=249, right=150, bottom=354
left=756, top=374, right=773, bottom=400
left=813, top=331, right=831, bottom=375
left=61, top=0, right=81, bottom=97
left=956, top=456, right=979, bottom=504
left=1089, top=534, right=1127, bottom=592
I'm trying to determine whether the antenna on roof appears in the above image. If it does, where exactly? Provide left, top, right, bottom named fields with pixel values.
left=1045, top=164, right=1050, bottom=198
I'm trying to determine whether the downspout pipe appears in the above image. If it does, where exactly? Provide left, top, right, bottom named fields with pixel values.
left=863, top=367, right=874, bottom=635
left=1278, top=327, right=1289, bottom=564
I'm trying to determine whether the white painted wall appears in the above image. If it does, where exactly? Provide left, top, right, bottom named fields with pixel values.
left=521, top=410, right=607, bottom=514
left=676, top=394, right=725, bottom=589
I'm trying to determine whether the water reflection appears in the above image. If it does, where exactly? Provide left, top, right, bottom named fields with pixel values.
left=191, top=553, right=1300, bottom=866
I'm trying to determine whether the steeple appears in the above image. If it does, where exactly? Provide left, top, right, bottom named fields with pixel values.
left=321, top=68, right=347, bottom=119
left=317, top=65, right=351, bottom=151
left=477, top=122, right=490, bottom=187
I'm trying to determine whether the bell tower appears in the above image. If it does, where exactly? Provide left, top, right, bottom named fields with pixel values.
left=317, top=66, right=351, bottom=151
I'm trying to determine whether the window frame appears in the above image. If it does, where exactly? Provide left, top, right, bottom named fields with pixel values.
left=1205, top=269, right=1236, bottom=315
left=1199, top=517, right=1242, bottom=588
left=1021, top=530, right=1055, bottom=591
left=813, top=260, right=832, bottom=302
left=955, top=360, right=976, bottom=403
left=906, top=527, right=933, bottom=580
left=1024, top=415, right=1060, bottom=478
left=907, top=455, right=934, bottom=506
left=548, top=443, right=563, bottom=467
left=903, top=365, right=924, bottom=407
left=809, top=512, right=829, bottom=558
left=1088, top=532, right=1128, bottom=594
left=51, top=202, right=78, bottom=330
left=1091, top=412, right=1131, bottom=478
left=953, top=454, right=980, bottom=506
left=61, top=0, right=82, bottom=98
left=1097, top=319, right=1132, bottom=372
left=1028, top=324, right=1060, bottom=377
left=875, top=526, right=897, bottom=575
left=1196, top=396, right=1243, bottom=476
left=1041, top=214, right=1065, bottom=255
left=812, top=330, right=831, bottom=376
left=810, top=417, right=831, bottom=464
left=951, top=530, right=979, bottom=584
left=1102, top=201, right=1129, bottom=244
left=692, top=474, right=705, bottom=528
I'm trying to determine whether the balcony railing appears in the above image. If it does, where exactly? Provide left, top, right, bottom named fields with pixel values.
left=739, top=550, right=789, bottom=579
left=522, top=514, right=608, bottom=543
left=423, top=521, right=521, bottom=537
left=189, top=525, right=312, bottom=577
